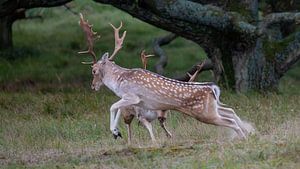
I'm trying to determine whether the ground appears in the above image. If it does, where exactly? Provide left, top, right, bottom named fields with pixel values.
left=0, top=0, right=300, bottom=168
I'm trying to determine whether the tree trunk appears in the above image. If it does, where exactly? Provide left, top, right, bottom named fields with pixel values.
left=0, top=15, right=13, bottom=49
left=0, top=0, right=73, bottom=49
left=218, top=29, right=300, bottom=92
left=224, top=38, right=280, bottom=92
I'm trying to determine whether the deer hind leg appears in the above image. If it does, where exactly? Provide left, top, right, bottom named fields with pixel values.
left=217, top=106, right=248, bottom=135
left=198, top=94, right=246, bottom=139
left=212, top=115, right=246, bottom=139
left=157, top=110, right=172, bottom=138
left=192, top=108, right=246, bottom=139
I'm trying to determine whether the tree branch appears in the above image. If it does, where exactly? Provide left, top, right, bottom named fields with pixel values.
left=20, top=0, right=73, bottom=9
left=63, top=4, right=79, bottom=16
left=259, top=12, right=300, bottom=33
left=174, top=59, right=213, bottom=81
left=153, top=33, right=177, bottom=74
left=93, top=0, right=259, bottom=42
left=276, top=32, right=300, bottom=75
left=280, top=52, right=300, bottom=75
left=0, top=0, right=72, bottom=17
left=159, top=1, right=258, bottom=37
left=203, top=44, right=224, bottom=84
left=151, top=31, right=222, bottom=82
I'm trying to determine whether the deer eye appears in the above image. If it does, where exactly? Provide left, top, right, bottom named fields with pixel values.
left=92, top=70, right=96, bottom=75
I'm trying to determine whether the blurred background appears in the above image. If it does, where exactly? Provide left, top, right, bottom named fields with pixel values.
left=0, top=0, right=214, bottom=92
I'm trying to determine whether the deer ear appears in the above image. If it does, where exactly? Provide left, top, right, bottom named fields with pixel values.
left=101, top=52, right=109, bottom=60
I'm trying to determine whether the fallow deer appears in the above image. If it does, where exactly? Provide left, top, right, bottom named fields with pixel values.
left=119, top=51, right=173, bottom=144
left=120, top=107, right=172, bottom=144
left=78, top=14, right=172, bottom=144
left=119, top=51, right=205, bottom=144
left=78, top=14, right=250, bottom=141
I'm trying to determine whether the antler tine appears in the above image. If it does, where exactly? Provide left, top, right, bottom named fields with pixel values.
left=140, top=50, right=154, bottom=69
left=78, top=13, right=100, bottom=64
left=109, top=22, right=127, bottom=61
left=187, top=61, right=205, bottom=82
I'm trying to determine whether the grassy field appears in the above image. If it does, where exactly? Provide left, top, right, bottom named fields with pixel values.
left=0, top=0, right=300, bottom=168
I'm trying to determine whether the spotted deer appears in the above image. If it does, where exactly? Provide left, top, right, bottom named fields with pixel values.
left=119, top=51, right=205, bottom=144
left=120, top=107, right=171, bottom=144
left=118, top=51, right=173, bottom=144
left=78, top=14, right=250, bottom=140
left=78, top=14, right=172, bottom=144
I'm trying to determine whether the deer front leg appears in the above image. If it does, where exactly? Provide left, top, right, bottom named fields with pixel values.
left=110, top=109, right=122, bottom=139
left=110, top=94, right=140, bottom=139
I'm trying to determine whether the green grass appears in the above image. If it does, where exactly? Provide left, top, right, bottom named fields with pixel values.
left=1, top=90, right=299, bottom=168
left=0, top=0, right=300, bottom=168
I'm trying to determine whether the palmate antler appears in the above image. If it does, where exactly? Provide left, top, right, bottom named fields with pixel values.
left=78, top=13, right=100, bottom=64
left=140, top=50, right=154, bottom=69
left=109, top=22, right=127, bottom=61
left=78, top=13, right=126, bottom=63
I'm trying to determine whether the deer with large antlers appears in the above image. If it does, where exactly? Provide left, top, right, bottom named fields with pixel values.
left=79, top=14, right=172, bottom=143
left=78, top=14, right=251, bottom=141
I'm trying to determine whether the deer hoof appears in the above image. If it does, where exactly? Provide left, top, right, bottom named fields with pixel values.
left=113, top=132, right=122, bottom=139
left=112, top=128, right=122, bottom=139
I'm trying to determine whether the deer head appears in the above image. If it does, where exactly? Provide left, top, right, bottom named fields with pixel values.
left=78, top=14, right=126, bottom=91
left=90, top=53, right=109, bottom=91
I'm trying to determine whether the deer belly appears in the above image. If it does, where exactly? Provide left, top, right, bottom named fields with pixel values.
left=142, top=110, right=158, bottom=122
left=134, top=107, right=158, bottom=122
left=136, top=99, right=175, bottom=110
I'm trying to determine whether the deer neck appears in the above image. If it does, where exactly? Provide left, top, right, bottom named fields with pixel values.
left=102, top=62, right=127, bottom=95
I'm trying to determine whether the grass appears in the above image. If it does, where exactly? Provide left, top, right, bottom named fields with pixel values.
left=1, top=90, right=299, bottom=168
left=0, top=0, right=300, bottom=168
